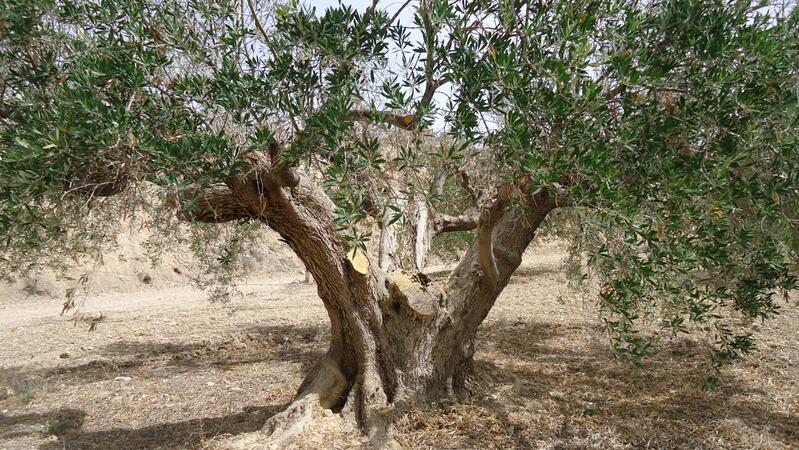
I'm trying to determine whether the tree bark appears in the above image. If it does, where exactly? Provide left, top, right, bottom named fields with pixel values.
left=378, top=197, right=405, bottom=271
left=403, top=196, right=480, bottom=272
left=187, top=168, right=556, bottom=446
left=378, top=167, right=480, bottom=273
left=404, top=194, right=434, bottom=271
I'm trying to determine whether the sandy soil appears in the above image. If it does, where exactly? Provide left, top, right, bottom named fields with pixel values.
left=1, top=242, right=797, bottom=449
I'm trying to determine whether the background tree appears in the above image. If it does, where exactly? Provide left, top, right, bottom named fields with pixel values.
left=1, top=0, right=797, bottom=446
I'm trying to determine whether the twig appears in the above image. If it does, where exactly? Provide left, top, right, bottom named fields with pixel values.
left=246, top=0, right=280, bottom=56
left=389, top=0, right=414, bottom=26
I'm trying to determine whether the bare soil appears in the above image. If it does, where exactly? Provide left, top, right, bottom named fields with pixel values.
left=1, top=242, right=797, bottom=449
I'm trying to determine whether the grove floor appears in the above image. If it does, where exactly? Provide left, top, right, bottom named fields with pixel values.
left=1, top=243, right=797, bottom=449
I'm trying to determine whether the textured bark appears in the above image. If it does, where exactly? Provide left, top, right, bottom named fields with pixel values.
left=404, top=195, right=434, bottom=271
left=435, top=210, right=479, bottom=233
left=402, top=195, right=479, bottom=271
left=181, top=166, right=557, bottom=445
left=378, top=166, right=481, bottom=272
left=378, top=197, right=406, bottom=271
left=382, top=198, right=479, bottom=273
left=167, top=184, right=251, bottom=223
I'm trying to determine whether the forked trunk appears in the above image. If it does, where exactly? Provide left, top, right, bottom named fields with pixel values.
left=225, top=172, right=555, bottom=447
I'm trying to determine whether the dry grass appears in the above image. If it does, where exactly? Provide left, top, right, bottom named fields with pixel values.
left=1, top=243, right=797, bottom=449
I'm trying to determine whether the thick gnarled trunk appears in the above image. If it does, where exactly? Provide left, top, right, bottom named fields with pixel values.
left=196, top=169, right=555, bottom=446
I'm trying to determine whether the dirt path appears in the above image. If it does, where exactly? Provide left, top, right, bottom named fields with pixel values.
left=0, top=278, right=298, bottom=328
left=1, top=244, right=797, bottom=449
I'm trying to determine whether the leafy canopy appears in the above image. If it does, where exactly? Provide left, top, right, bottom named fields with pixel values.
left=1, top=0, right=797, bottom=368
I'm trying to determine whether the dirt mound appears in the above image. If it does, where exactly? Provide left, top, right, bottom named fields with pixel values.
left=0, top=222, right=304, bottom=302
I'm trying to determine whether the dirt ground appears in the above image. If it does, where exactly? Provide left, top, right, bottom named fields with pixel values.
left=1, top=242, right=797, bottom=449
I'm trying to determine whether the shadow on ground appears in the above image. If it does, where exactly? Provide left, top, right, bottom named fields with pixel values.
left=9, top=324, right=327, bottom=387
left=4, top=315, right=796, bottom=449
left=38, top=404, right=283, bottom=450
left=1, top=325, right=328, bottom=449
left=395, top=320, right=798, bottom=448
left=0, top=408, right=86, bottom=441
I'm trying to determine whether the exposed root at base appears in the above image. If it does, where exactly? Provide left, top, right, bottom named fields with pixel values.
left=207, top=403, right=359, bottom=450
left=339, top=378, right=404, bottom=450
left=255, top=356, right=351, bottom=448
left=261, top=395, right=323, bottom=448
left=211, top=406, right=399, bottom=450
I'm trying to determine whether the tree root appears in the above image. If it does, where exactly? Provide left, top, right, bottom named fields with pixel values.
left=257, top=356, right=348, bottom=447
left=260, top=394, right=324, bottom=449
left=340, top=372, right=404, bottom=450
left=256, top=375, right=402, bottom=449
left=451, top=356, right=477, bottom=402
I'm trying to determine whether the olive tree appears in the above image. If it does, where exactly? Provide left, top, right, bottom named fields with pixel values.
left=1, top=0, right=797, bottom=445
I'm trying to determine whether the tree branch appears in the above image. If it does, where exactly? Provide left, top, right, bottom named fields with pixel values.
left=428, top=167, right=481, bottom=235
left=419, top=78, right=447, bottom=109
left=476, top=185, right=512, bottom=288
left=435, top=209, right=479, bottom=234
left=456, top=168, right=479, bottom=204
left=419, top=0, right=437, bottom=105
left=165, top=146, right=291, bottom=224
left=477, top=212, right=500, bottom=288
left=433, top=168, right=452, bottom=198
left=365, top=0, right=380, bottom=16
left=388, top=0, right=414, bottom=25
left=246, top=0, right=281, bottom=57
left=167, top=184, right=252, bottom=223
left=247, top=0, right=269, bottom=41
left=427, top=168, right=482, bottom=236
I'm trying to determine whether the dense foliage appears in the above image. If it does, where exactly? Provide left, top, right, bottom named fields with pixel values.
left=1, top=0, right=797, bottom=371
